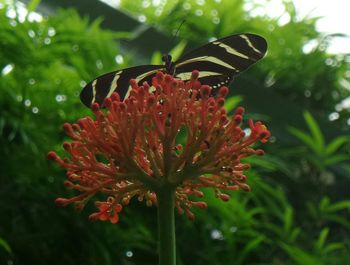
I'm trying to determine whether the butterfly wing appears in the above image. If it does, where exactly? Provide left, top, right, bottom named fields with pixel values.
left=80, top=64, right=165, bottom=107
left=80, top=34, right=267, bottom=107
left=174, top=33, right=267, bottom=90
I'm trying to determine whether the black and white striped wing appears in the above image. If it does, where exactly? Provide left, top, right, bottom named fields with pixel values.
left=174, top=33, right=267, bottom=91
left=80, top=65, right=164, bottom=107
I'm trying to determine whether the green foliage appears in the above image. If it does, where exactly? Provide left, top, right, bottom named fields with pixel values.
left=176, top=173, right=350, bottom=265
left=0, top=1, right=130, bottom=174
left=307, top=197, right=350, bottom=229
left=281, top=228, right=345, bottom=265
left=0, top=1, right=131, bottom=264
left=288, top=111, right=350, bottom=170
left=0, top=237, right=11, bottom=253
left=1, top=0, right=350, bottom=264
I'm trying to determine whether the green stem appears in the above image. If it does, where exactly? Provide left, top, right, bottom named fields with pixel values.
left=157, top=186, right=176, bottom=265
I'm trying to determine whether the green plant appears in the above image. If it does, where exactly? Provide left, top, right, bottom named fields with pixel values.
left=288, top=111, right=350, bottom=171
left=281, top=228, right=345, bottom=265
left=307, top=197, right=350, bottom=229
left=0, top=236, right=11, bottom=254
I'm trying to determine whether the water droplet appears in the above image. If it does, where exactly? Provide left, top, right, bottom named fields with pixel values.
left=268, top=24, right=275, bottom=32
left=155, top=8, right=162, bottom=16
left=269, top=136, right=277, bottom=143
left=264, top=73, right=275, bottom=87
left=96, top=60, right=103, bottom=69
left=72, top=44, right=79, bottom=52
left=243, top=128, right=251, bottom=136
left=142, top=0, right=151, bottom=8
left=28, top=29, right=35, bottom=38
left=195, top=9, right=203, bottom=16
left=48, top=27, right=56, bottom=37
left=56, top=95, right=63, bottom=102
left=2, top=64, right=14, bottom=75
left=138, top=15, right=147, bottom=23
left=32, top=107, right=39, bottom=114
left=196, top=0, right=205, bottom=6
left=125, top=250, right=133, bottom=257
left=229, top=226, right=237, bottom=233
left=304, top=90, right=311, bottom=98
left=80, top=80, right=87, bottom=87
left=335, top=104, right=342, bottom=112
left=44, top=37, right=51, bottom=45
left=10, top=20, right=17, bottom=27
left=55, top=94, right=67, bottom=102
left=183, top=3, right=191, bottom=10
left=24, top=99, right=31, bottom=107
left=210, top=229, right=224, bottom=240
left=47, top=176, right=54, bottom=183
left=115, top=54, right=124, bottom=64
left=325, top=58, right=333, bottom=66
left=328, top=112, right=339, bottom=121
left=28, top=78, right=35, bottom=85
left=212, top=17, right=220, bottom=24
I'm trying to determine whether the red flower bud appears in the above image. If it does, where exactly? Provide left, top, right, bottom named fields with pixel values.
left=218, top=86, right=229, bottom=97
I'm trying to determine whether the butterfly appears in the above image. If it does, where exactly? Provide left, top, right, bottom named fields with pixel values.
left=80, top=33, right=267, bottom=107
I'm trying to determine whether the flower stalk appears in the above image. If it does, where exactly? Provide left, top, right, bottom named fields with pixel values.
left=157, top=186, right=176, bottom=265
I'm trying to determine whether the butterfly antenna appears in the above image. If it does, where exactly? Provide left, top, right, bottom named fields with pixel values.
left=167, top=20, right=186, bottom=53
left=173, top=20, right=186, bottom=41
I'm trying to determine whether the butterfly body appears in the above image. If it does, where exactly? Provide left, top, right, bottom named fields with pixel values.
left=162, top=54, right=175, bottom=75
left=80, top=33, right=267, bottom=107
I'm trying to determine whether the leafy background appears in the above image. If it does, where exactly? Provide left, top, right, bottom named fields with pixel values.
left=1, top=0, right=350, bottom=264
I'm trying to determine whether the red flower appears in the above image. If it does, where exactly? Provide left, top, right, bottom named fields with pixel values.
left=89, top=197, right=122, bottom=224
left=48, top=70, right=270, bottom=223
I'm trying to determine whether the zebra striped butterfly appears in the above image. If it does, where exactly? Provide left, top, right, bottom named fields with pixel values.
left=80, top=33, right=267, bottom=107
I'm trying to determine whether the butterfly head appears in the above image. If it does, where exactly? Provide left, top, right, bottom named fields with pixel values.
left=162, top=54, right=175, bottom=74
left=162, top=54, right=172, bottom=64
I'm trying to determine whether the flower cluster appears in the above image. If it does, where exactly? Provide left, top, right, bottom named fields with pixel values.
left=48, top=71, right=270, bottom=223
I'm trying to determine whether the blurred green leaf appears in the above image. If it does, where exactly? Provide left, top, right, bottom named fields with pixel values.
left=236, top=235, right=265, bottom=265
left=0, top=237, right=11, bottom=253
left=303, top=111, right=325, bottom=152
left=315, top=227, right=329, bottom=251
left=27, top=0, right=41, bottom=12
left=282, top=243, right=321, bottom=265
left=151, top=51, right=162, bottom=64
left=324, top=154, right=349, bottom=166
left=325, top=135, right=350, bottom=155
left=169, top=40, right=187, bottom=62
left=288, top=126, right=317, bottom=153
left=224, top=95, right=243, bottom=113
